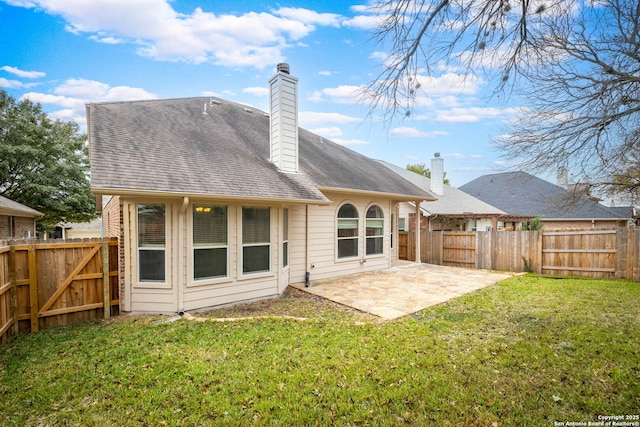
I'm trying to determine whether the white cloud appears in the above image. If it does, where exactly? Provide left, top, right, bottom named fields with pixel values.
left=88, top=35, right=125, bottom=44
left=242, top=86, right=269, bottom=96
left=274, top=7, right=341, bottom=27
left=317, top=70, right=332, bottom=76
left=310, top=126, right=343, bottom=138
left=369, top=51, right=388, bottom=61
left=309, top=85, right=362, bottom=104
left=435, top=107, right=519, bottom=123
left=299, top=111, right=360, bottom=126
left=0, top=78, right=32, bottom=89
left=1, top=65, right=46, bottom=78
left=6, top=1, right=341, bottom=69
left=389, top=127, right=448, bottom=138
left=21, top=78, right=157, bottom=129
left=416, top=73, right=483, bottom=96
left=343, top=14, right=382, bottom=30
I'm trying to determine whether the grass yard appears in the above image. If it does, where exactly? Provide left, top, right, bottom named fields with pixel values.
left=0, top=275, right=638, bottom=426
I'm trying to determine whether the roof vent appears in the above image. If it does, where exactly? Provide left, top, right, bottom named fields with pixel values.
left=244, top=108, right=253, bottom=113
left=210, top=99, right=220, bottom=105
left=277, top=63, right=290, bottom=74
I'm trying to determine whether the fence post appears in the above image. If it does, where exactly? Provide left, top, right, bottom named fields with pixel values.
left=28, top=245, right=38, bottom=333
left=615, top=227, right=628, bottom=279
left=8, top=247, right=18, bottom=336
left=102, top=241, right=110, bottom=319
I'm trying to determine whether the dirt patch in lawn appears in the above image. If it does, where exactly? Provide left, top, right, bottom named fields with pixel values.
left=195, top=287, right=378, bottom=323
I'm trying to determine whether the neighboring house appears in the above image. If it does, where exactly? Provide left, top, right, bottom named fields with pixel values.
left=88, top=64, right=434, bottom=314
left=380, top=155, right=531, bottom=231
left=53, top=217, right=103, bottom=239
left=459, top=171, right=631, bottom=230
left=0, top=195, right=43, bottom=240
left=608, top=206, right=639, bottom=226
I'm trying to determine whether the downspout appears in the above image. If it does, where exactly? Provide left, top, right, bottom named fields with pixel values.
left=305, top=205, right=311, bottom=287
left=415, top=201, right=421, bottom=263
left=178, top=196, right=189, bottom=314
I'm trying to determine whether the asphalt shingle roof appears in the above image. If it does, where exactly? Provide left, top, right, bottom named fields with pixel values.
left=0, top=195, right=43, bottom=218
left=379, top=161, right=504, bottom=216
left=459, top=171, right=625, bottom=219
left=88, top=97, right=431, bottom=202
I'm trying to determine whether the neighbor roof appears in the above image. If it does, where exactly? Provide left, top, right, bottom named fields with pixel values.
left=459, top=171, right=625, bottom=219
left=379, top=161, right=506, bottom=216
left=0, top=195, right=43, bottom=218
left=88, top=97, right=432, bottom=203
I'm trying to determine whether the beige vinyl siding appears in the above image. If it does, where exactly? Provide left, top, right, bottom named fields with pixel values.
left=182, top=203, right=278, bottom=312
left=122, top=199, right=179, bottom=313
left=398, top=202, right=414, bottom=231
left=289, top=204, right=308, bottom=285
left=301, top=193, right=393, bottom=283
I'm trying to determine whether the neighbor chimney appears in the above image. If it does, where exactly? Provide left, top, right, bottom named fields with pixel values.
left=269, top=63, right=298, bottom=173
left=557, top=166, right=569, bottom=189
left=430, top=152, right=444, bottom=196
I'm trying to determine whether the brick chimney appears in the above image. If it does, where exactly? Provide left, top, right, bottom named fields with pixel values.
left=430, top=152, right=444, bottom=196
left=269, top=63, right=298, bottom=173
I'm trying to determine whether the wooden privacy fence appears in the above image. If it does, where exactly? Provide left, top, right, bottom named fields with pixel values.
left=399, top=227, right=639, bottom=280
left=0, top=238, right=119, bottom=344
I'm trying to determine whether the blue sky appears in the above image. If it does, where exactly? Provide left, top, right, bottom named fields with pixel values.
left=0, top=0, right=525, bottom=187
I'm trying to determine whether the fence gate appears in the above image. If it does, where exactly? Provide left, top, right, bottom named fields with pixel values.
left=5, top=239, right=119, bottom=335
left=442, top=232, right=476, bottom=268
left=541, top=230, right=617, bottom=278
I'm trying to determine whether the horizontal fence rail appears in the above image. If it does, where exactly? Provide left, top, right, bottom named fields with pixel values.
left=399, top=227, right=639, bottom=281
left=0, top=238, right=119, bottom=344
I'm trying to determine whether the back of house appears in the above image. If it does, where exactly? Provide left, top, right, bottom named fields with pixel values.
left=88, top=64, right=433, bottom=313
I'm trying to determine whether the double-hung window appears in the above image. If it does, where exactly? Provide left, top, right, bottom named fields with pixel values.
left=193, top=205, right=228, bottom=281
left=137, top=203, right=165, bottom=282
left=242, top=207, right=271, bottom=274
left=366, top=205, right=384, bottom=255
left=337, top=204, right=359, bottom=258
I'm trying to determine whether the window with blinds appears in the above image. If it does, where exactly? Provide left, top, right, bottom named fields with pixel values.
left=282, top=208, right=289, bottom=268
left=337, top=203, right=359, bottom=258
left=193, top=205, right=228, bottom=280
left=242, top=207, right=270, bottom=274
left=366, top=205, right=384, bottom=255
left=137, top=204, right=165, bottom=282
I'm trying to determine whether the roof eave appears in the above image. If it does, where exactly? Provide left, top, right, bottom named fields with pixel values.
left=318, top=186, right=436, bottom=202
left=91, top=187, right=332, bottom=205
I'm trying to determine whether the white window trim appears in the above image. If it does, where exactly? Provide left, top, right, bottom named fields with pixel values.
left=134, top=202, right=170, bottom=289
left=187, top=204, right=231, bottom=287
left=336, top=202, right=360, bottom=261
left=239, top=206, right=274, bottom=279
left=282, top=208, right=289, bottom=270
left=365, top=204, right=385, bottom=258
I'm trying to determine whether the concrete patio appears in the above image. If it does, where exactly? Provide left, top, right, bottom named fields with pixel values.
left=292, top=262, right=512, bottom=320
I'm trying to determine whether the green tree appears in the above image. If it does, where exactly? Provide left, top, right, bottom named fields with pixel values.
left=0, top=90, right=96, bottom=233
left=406, top=163, right=450, bottom=184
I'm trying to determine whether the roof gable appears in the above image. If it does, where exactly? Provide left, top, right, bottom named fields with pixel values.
left=88, top=97, right=430, bottom=202
left=459, top=171, right=621, bottom=219
left=379, top=161, right=503, bottom=215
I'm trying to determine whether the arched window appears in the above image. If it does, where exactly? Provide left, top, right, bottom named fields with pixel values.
left=366, top=205, right=384, bottom=256
left=337, top=203, right=359, bottom=258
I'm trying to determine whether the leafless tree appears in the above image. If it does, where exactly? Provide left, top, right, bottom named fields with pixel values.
left=366, top=0, right=640, bottom=197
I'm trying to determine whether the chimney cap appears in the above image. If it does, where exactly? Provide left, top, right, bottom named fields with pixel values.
left=277, top=63, right=290, bottom=74
left=434, top=152, right=441, bottom=158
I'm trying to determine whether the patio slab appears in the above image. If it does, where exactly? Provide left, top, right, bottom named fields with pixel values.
left=292, top=262, right=512, bottom=320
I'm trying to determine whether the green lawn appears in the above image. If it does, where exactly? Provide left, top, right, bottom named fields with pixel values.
left=0, top=276, right=638, bottom=426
